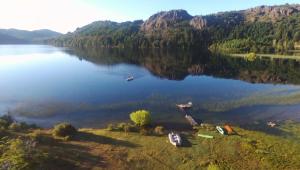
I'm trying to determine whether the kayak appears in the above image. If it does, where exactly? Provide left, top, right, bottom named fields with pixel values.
left=216, top=126, right=225, bottom=135
left=198, top=134, right=214, bottom=139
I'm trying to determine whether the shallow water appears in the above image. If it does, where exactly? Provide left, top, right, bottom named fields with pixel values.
left=1, top=45, right=300, bottom=128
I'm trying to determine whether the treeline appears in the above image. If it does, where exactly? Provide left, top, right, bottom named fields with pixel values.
left=48, top=10, right=300, bottom=52
left=210, top=14, right=300, bottom=53
left=47, top=20, right=211, bottom=49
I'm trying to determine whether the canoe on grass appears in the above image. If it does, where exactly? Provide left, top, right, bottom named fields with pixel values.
left=198, top=134, right=214, bottom=139
left=216, top=126, right=225, bottom=135
left=168, top=132, right=182, bottom=146
left=224, top=124, right=234, bottom=134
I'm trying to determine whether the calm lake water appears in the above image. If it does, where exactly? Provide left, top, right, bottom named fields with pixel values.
left=1, top=45, right=300, bottom=129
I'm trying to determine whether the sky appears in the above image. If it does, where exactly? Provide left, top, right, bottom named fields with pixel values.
left=0, top=0, right=299, bottom=33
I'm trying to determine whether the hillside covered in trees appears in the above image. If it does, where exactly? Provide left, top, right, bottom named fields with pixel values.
left=48, top=4, right=300, bottom=53
left=0, top=29, right=62, bottom=44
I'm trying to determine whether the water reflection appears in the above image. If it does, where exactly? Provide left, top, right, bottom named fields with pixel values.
left=1, top=45, right=300, bottom=129
left=67, top=48, right=300, bottom=84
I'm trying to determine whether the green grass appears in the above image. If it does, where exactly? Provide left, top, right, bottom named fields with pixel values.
left=231, top=53, right=300, bottom=60
left=1, top=121, right=300, bottom=169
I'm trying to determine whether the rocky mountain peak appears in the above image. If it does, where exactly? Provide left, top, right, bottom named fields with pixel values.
left=141, top=9, right=193, bottom=32
left=189, top=16, right=207, bottom=30
left=245, top=4, right=300, bottom=22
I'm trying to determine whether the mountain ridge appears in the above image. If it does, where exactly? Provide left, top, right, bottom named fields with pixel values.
left=49, top=4, right=300, bottom=52
left=0, top=28, right=62, bottom=44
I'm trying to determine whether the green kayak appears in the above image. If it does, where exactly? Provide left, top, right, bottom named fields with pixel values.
left=198, top=134, right=214, bottom=139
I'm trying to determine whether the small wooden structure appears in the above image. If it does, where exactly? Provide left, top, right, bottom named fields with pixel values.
left=185, top=114, right=198, bottom=126
left=267, top=121, right=276, bottom=127
left=176, top=102, right=192, bottom=109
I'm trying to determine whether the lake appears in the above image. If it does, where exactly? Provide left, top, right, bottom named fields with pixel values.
left=1, top=45, right=300, bottom=129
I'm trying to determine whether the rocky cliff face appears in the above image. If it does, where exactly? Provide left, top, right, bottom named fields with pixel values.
left=141, top=9, right=209, bottom=32
left=244, top=4, right=300, bottom=22
left=141, top=10, right=193, bottom=32
left=189, top=16, right=207, bottom=30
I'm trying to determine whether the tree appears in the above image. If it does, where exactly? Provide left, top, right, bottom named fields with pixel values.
left=130, top=110, right=151, bottom=126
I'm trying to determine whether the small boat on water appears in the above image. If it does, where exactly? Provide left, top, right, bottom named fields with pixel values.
left=267, top=121, right=276, bottom=127
left=168, top=132, right=182, bottom=146
left=176, top=102, right=192, bottom=109
left=216, top=126, right=225, bottom=135
left=126, top=75, right=134, bottom=81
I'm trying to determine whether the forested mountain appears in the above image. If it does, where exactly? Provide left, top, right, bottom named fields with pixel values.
left=49, top=4, right=300, bottom=53
left=0, top=29, right=62, bottom=44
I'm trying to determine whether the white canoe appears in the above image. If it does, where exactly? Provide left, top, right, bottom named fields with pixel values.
left=216, top=126, right=225, bottom=135
left=168, top=132, right=182, bottom=146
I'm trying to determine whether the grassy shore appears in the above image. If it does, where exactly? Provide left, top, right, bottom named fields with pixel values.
left=230, top=53, right=300, bottom=60
left=2, top=121, right=300, bottom=169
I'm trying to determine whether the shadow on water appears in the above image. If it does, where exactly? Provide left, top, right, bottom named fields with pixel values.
left=74, top=132, right=140, bottom=148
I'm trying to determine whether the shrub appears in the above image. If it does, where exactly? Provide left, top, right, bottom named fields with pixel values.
left=0, top=115, right=14, bottom=129
left=130, top=110, right=151, bottom=126
left=245, top=52, right=256, bottom=61
left=139, top=128, right=151, bottom=136
left=0, top=119, right=9, bottom=129
left=29, top=130, right=55, bottom=144
left=52, top=123, right=77, bottom=138
left=207, top=163, right=220, bottom=170
left=107, top=123, right=114, bottom=131
left=8, top=123, right=22, bottom=131
left=154, top=126, right=165, bottom=135
left=117, top=123, right=127, bottom=131
left=0, top=138, right=48, bottom=170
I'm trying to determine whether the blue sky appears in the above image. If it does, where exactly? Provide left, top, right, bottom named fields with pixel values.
left=88, top=0, right=299, bottom=18
left=0, top=0, right=298, bottom=33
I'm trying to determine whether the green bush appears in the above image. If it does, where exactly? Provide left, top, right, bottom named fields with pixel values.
left=52, top=123, right=77, bottom=138
left=154, top=126, right=165, bottom=135
left=29, top=130, right=55, bottom=144
left=207, top=163, right=220, bottom=170
left=130, top=110, right=151, bottom=126
left=139, top=128, right=151, bottom=136
left=0, top=138, right=48, bottom=170
left=245, top=52, right=256, bottom=61
left=8, top=123, right=22, bottom=131
left=117, top=123, right=127, bottom=131
left=107, top=123, right=114, bottom=131
left=0, top=115, right=14, bottom=129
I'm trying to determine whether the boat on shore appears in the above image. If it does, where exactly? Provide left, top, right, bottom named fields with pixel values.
left=198, top=134, right=214, bottom=139
left=176, top=102, right=192, bottom=109
left=224, top=124, right=234, bottom=135
left=168, top=132, right=182, bottom=146
left=216, top=126, right=225, bottom=135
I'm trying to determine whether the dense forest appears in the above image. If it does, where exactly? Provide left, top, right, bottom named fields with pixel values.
left=48, top=4, right=300, bottom=53
left=0, top=29, right=61, bottom=44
